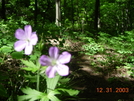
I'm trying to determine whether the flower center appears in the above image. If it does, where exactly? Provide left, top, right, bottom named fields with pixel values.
left=26, top=38, right=30, bottom=42
left=24, top=38, right=31, bottom=45
left=51, top=59, right=57, bottom=66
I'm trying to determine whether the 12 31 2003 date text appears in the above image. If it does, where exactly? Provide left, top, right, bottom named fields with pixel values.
left=96, top=87, right=129, bottom=93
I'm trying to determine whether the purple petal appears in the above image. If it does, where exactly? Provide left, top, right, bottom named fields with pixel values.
left=46, top=66, right=57, bottom=78
left=15, top=29, right=26, bottom=40
left=30, top=32, right=38, bottom=45
left=56, top=64, right=69, bottom=76
left=24, top=44, right=33, bottom=55
left=14, top=41, right=26, bottom=51
left=49, top=47, right=59, bottom=59
left=39, top=55, right=51, bottom=66
left=24, top=25, right=32, bottom=38
left=58, top=52, right=71, bottom=64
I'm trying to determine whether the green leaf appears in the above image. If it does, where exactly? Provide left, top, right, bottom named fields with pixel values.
left=21, top=60, right=36, bottom=67
left=59, top=78, right=70, bottom=83
left=48, top=90, right=61, bottom=96
left=0, top=46, right=12, bottom=53
left=29, top=51, right=41, bottom=61
left=57, top=88, right=79, bottom=96
left=22, top=67, right=38, bottom=72
left=29, top=55, right=37, bottom=60
left=24, top=74, right=37, bottom=82
left=21, top=60, right=39, bottom=72
left=11, top=52, right=23, bottom=59
left=40, top=97, right=49, bottom=101
left=18, top=87, right=45, bottom=101
left=47, top=90, right=61, bottom=101
left=48, top=95, right=61, bottom=101
left=0, top=58, right=4, bottom=63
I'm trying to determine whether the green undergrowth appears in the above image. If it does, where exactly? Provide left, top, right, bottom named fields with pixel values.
left=0, top=21, right=134, bottom=100
left=79, top=30, right=134, bottom=78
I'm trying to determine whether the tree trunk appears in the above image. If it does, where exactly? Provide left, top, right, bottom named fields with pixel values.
left=94, top=0, right=100, bottom=30
left=55, top=0, right=61, bottom=26
left=2, top=0, right=6, bottom=20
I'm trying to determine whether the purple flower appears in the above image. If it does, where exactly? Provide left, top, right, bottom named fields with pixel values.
left=39, top=47, right=71, bottom=78
left=14, top=25, right=38, bottom=55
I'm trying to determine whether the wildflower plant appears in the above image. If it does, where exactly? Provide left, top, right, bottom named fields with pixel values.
left=13, top=25, right=79, bottom=101
left=14, top=25, right=38, bottom=55
left=40, top=47, right=71, bottom=78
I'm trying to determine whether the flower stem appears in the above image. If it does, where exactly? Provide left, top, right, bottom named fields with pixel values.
left=37, top=63, right=40, bottom=91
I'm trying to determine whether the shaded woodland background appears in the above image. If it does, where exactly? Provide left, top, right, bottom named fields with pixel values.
left=1, top=0, right=134, bottom=35
left=0, top=0, right=134, bottom=101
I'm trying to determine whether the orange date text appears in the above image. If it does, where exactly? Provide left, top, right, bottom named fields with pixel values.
left=96, top=87, right=129, bottom=93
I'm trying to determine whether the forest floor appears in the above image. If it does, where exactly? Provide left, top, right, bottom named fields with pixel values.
left=1, top=38, right=134, bottom=101
left=61, top=38, right=134, bottom=101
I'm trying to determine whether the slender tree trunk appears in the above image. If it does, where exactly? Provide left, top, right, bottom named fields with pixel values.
left=34, top=0, right=37, bottom=26
left=94, top=0, right=100, bottom=30
left=55, top=0, right=61, bottom=26
left=2, top=0, right=6, bottom=20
